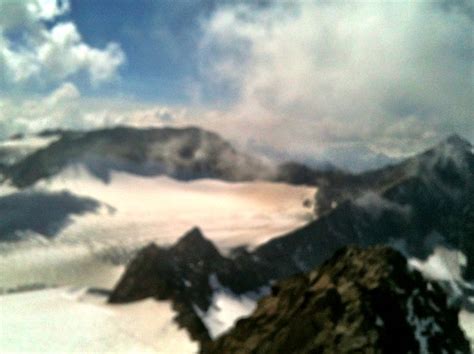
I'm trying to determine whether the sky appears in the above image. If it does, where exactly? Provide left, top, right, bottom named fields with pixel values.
left=0, top=0, right=473, bottom=167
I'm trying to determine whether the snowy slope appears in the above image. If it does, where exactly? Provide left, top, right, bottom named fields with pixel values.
left=0, top=165, right=315, bottom=291
left=195, top=274, right=269, bottom=338
left=0, top=288, right=197, bottom=353
left=0, top=167, right=314, bottom=352
left=34, top=165, right=316, bottom=250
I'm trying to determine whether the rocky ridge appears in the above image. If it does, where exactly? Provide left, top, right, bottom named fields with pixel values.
left=203, top=246, right=470, bottom=354
left=4, top=126, right=275, bottom=187
left=109, top=236, right=471, bottom=353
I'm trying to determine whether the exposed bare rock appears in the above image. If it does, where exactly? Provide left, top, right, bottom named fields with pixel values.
left=203, top=246, right=470, bottom=354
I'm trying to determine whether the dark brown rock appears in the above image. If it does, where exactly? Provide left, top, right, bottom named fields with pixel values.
left=203, top=246, right=470, bottom=354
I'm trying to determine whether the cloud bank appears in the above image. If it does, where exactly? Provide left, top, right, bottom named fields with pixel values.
left=194, top=1, right=473, bottom=158
left=0, top=1, right=472, bottom=170
left=0, top=82, right=191, bottom=138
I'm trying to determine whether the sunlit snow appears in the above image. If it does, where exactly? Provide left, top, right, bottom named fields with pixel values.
left=0, top=288, right=197, bottom=353
left=195, top=274, right=269, bottom=338
left=34, top=165, right=316, bottom=250
left=0, top=165, right=315, bottom=352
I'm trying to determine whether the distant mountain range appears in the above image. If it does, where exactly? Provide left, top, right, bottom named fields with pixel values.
left=248, top=138, right=398, bottom=173
left=1, top=128, right=472, bottom=279
left=2, top=127, right=274, bottom=187
left=1, top=129, right=472, bottom=272
left=4, top=126, right=470, bottom=214
left=2, top=126, right=388, bottom=205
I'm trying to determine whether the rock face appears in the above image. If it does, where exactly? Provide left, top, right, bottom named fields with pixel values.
left=109, top=228, right=262, bottom=306
left=203, top=246, right=471, bottom=354
left=109, top=230, right=472, bottom=352
left=108, top=227, right=263, bottom=343
left=311, top=134, right=474, bottom=216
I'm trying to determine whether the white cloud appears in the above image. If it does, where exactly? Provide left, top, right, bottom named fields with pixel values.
left=194, top=1, right=474, bottom=158
left=0, top=0, right=125, bottom=88
left=0, top=82, right=81, bottom=136
left=46, top=81, right=80, bottom=104
left=0, top=0, right=68, bottom=31
left=0, top=83, right=190, bottom=139
left=30, top=0, right=70, bottom=20
left=1, top=1, right=471, bottom=171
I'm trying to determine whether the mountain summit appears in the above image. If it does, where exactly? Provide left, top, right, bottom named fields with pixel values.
left=203, top=246, right=470, bottom=354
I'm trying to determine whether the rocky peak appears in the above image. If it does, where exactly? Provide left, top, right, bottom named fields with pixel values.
left=109, top=226, right=473, bottom=351
left=444, top=133, right=472, bottom=150
left=107, top=242, right=174, bottom=303
left=203, top=246, right=470, bottom=354
left=416, top=134, right=473, bottom=172
left=174, top=227, right=221, bottom=260
left=108, top=228, right=237, bottom=343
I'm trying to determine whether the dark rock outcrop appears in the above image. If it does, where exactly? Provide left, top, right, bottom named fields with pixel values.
left=109, top=227, right=265, bottom=343
left=203, top=246, right=471, bottom=354
left=109, top=229, right=473, bottom=351
left=109, top=228, right=262, bottom=307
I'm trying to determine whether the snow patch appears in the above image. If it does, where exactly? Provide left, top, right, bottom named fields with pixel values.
left=195, top=274, right=269, bottom=338
left=197, top=292, right=257, bottom=338
left=459, top=310, right=474, bottom=352
left=406, top=290, right=442, bottom=354
left=355, top=192, right=411, bottom=219
left=408, top=247, right=465, bottom=283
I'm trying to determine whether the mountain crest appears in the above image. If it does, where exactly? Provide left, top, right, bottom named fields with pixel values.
left=444, top=133, right=472, bottom=149
left=174, top=227, right=221, bottom=260
left=203, top=246, right=470, bottom=354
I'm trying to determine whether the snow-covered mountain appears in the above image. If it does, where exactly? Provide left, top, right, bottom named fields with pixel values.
left=0, top=127, right=473, bottom=352
left=3, top=126, right=276, bottom=187
left=106, top=133, right=474, bottom=351
left=0, top=172, right=314, bottom=292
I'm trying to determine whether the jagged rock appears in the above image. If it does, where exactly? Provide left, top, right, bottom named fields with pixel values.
left=203, top=246, right=471, bottom=354
left=109, top=227, right=253, bottom=343
left=109, top=227, right=268, bottom=307
left=109, top=229, right=473, bottom=352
